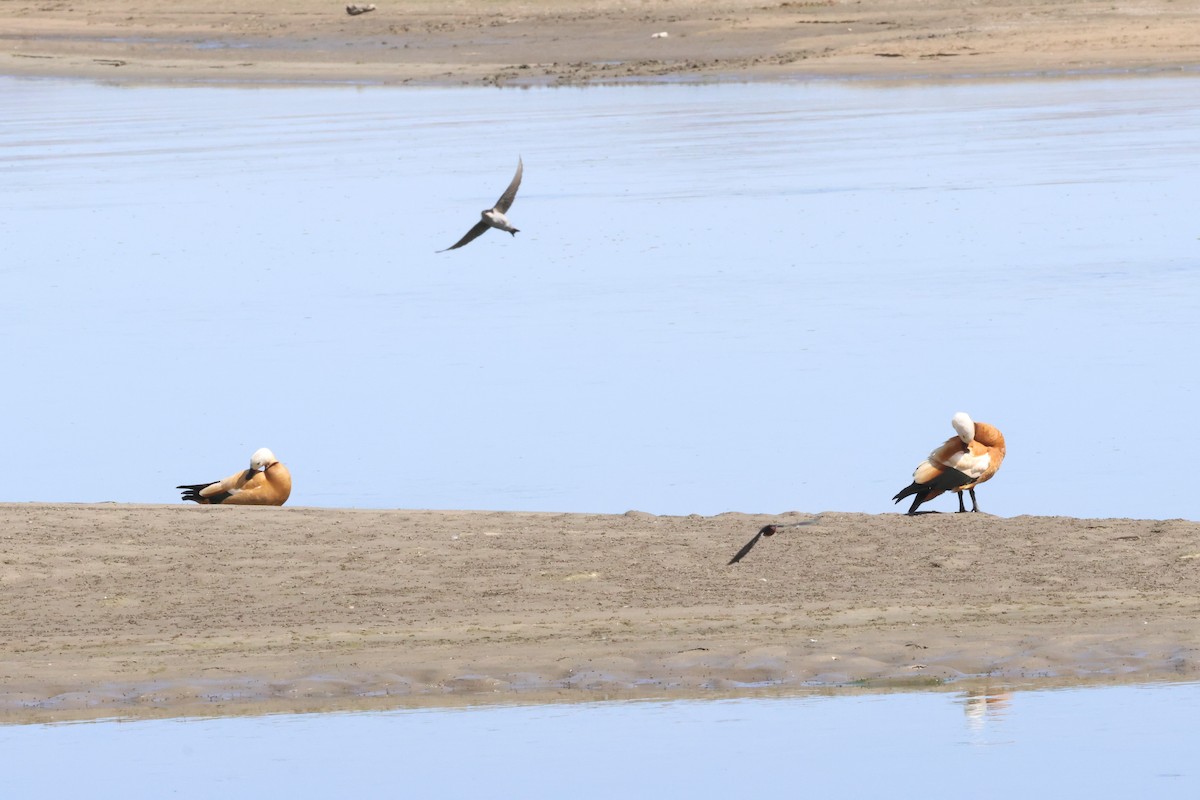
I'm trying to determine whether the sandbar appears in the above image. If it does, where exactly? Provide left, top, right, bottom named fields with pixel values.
left=2, top=0, right=1198, bottom=86
left=2, top=504, right=1197, bottom=722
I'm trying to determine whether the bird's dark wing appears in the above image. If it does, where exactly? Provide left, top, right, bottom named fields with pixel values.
left=727, top=531, right=764, bottom=565
left=892, top=466, right=974, bottom=503
left=493, top=157, right=523, bottom=213
left=439, top=220, right=491, bottom=252
left=727, top=519, right=819, bottom=565
left=177, top=482, right=224, bottom=504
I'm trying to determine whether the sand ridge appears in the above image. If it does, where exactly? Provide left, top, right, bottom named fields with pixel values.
left=2, top=0, right=1199, bottom=85
left=2, top=504, right=1198, bottom=721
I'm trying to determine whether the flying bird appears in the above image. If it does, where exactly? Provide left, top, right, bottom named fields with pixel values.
left=439, top=157, right=524, bottom=252
left=177, top=447, right=292, bottom=506
left=727, top=518, right=821, bottom=565
left=892, top=412, right=1006, bottom=515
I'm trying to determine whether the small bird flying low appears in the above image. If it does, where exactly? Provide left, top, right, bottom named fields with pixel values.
left=439, top=157, right=524, bottom=252
left=727, top=518, right=821, bottom=565
left=177, top=447, right=292, bottom=506
left=892, top=412, right=1006, bottom=515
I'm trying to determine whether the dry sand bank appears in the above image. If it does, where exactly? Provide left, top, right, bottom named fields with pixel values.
left=2, top=0, right=1198, bottom=86
left=1, top=503, right=1198, bottom=722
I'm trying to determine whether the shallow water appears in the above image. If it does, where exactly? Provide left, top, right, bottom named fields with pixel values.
left=3, top=682, right=1197, bottom=797
left=2, top=76, right=1197, bottom=517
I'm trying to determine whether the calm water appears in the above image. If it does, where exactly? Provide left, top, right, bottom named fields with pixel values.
left=2, top=76, right=1198, bottom=518
left=2, top=682, right=1197, bottom=798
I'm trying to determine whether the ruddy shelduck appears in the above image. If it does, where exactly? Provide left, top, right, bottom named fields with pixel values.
left=892, top=412, right=1006, bottom=515
left=177, top=447, right=292, bottom=506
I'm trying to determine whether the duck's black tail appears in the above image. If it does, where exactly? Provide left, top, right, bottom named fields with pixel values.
left=177, top=483, right=229, bottom=504
left=892, top=468, right=974, bottom=514
left=891, top=482, right=923, bottom=503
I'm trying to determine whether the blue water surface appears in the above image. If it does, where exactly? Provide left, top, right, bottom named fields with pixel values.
left=2, top=682, right=1196, bottom=798
left=1, top=76, right=1197, bottom=517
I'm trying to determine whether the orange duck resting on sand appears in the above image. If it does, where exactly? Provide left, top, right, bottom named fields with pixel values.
left=892, top=412, right=1006, bottom=515
left=177, top=447, right=292, bottom=506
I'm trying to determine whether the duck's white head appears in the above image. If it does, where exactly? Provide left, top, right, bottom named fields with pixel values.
left=951, top=412, right=975, bottom=445
left=250, top=447, right=277, bottom=471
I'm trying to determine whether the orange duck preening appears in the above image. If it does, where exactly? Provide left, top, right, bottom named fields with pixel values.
left=892, top=413, right=1005, bottom=515
left=177, top=447, right=292, bottom=506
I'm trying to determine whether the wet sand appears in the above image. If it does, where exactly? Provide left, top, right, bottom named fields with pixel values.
left=2, top=0, right=1198, bottom=86
left=2, top=504, right=1198, bottom=721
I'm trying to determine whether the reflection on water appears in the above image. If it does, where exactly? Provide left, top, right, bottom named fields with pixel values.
left=1, top=682, right=1196, bottom=797
left=960, top=687, right=1014, bottom=736
left=1, top=77, right=1198, bottom=518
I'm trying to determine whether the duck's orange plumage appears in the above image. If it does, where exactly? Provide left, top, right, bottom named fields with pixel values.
left=178, top=448, right=292, bottom=506
left=893, top=413, right=1006, bottom=515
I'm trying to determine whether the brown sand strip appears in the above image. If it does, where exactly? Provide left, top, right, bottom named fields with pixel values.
left=1, top=504, right=1198, bottom=722
left=2, top=0, right=1199, bottom=86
